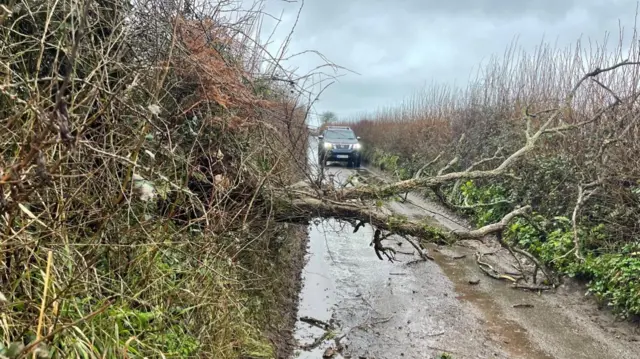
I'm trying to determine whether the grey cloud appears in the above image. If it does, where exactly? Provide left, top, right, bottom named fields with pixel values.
left=380, top=0, right=580, bottom=19
left=258, top=0, right=639, bottom=124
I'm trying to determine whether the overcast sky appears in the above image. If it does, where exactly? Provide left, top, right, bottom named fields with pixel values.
left=254, top=0, right=640, bottom=125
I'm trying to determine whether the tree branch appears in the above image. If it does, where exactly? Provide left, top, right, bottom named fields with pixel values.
left=568, top=59, right=640, bottom=100
left=413, top=150, right=445, bottom=179
left=437, top=156, right=459, bottom=176
left=276, top=191, right=531, bottom=245
left=572, top=180, right=602, bottom=260
left=273, top=60, right=638, bottom=282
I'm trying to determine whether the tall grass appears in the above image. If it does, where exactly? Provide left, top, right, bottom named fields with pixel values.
left=0, top=0, right=310, bottom=357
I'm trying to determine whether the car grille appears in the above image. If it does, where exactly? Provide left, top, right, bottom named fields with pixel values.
left=334, top=144, right=351, bottom=150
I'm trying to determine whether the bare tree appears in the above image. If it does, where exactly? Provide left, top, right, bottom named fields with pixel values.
left=320, top=110, right=338, bottom=126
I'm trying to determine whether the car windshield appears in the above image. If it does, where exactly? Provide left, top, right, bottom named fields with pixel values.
left=324, top=129, right=355, bottom=140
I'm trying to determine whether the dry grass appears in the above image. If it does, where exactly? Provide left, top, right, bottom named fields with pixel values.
left=0, top=0, right=312, bottom=357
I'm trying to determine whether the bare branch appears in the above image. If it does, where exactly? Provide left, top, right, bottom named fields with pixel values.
left=572, top=180, right=602, bottom=260
left=453, top=206, right=531, bottom=239
left=464, top=147, right=504, bottom=172
left=568, top=59, right=640, bottom=100
left=413, top=150, right=445, bottom=179
left=437, top=156, right=459, bottom=176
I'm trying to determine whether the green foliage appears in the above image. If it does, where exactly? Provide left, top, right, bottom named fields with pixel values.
left=420, top=222, right=452, bottom=244
left=454, top=159, right=640, bottom=316
left=503, top=213, right=640, bottom=317
left=365, top=149, right=413, bottom=180
left=0, top=1, right=308, bottom=356
left=458, top=180, right=511, bottom=226
left=506, top=216, right=577, bottom=272
left=511, top=155, right=577, bottom=216
left=443, top=178, right=640, bottom=317
left=366, top=146, right=640, bottom=318
left=386, top=214, right=408, bottom=229
left=377, top=152, right=400, bottom=172
left=337, top=17, right=640, bottom=322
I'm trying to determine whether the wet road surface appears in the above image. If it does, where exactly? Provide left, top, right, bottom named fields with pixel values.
left=293, top=138, right=640, bottom=359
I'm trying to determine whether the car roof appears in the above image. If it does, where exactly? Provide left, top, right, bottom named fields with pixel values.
left=325, top=126, right=352, bottom=131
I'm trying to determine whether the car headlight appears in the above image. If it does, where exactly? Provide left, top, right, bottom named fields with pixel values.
left=353, top=143, right=361, bottom=150
left=323, top=142, right=332, bottom=149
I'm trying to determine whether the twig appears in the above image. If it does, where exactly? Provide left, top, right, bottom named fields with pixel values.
left=19, top=301, right=113, bottom=358
left=413, top=151, right=445, bottom=179
left=572, top=180, right=602, bottom=260
left=513, top=283, right=554, bottom=291
left=300, top=330, right=334, bottom=351
left=300, top=316, right=332, bottom=331
left=568, top=59, right=640, bottom=99
left=35, top=250, right=53, bottom=354
left=395, top=250, right=415, bottom=255
left=513, top=303, right=534, bottom=308
left=437, top=157, right=459, bottom=176
left=400, top=234, right=433, bottom=260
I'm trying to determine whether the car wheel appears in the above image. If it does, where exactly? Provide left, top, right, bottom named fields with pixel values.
left=354, top=157, right=361, bottom=168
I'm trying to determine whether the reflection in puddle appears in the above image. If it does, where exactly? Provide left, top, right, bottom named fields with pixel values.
left=293, top=218, right=373, bottom=358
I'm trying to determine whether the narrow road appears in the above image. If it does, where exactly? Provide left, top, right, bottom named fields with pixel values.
left=293, top=138, right=640, bottom=359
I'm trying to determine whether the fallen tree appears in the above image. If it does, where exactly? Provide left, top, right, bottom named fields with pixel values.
left=2, top=0, right=639, bottom=355
left=274, top=60, right=640, bottom=287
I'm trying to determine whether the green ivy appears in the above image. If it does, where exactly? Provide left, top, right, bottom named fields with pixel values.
left=459, top=181, right=640, bottom=317
left=459, top=180, right=511, bottom=226
left=367, top=150, right=640, bottom=318
left=582, top=245, right=640, bottom=316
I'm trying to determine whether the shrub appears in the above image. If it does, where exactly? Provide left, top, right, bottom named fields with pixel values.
left=346, top=26, right=640, bottom=317
left=0, top=0, right=309, bottom=357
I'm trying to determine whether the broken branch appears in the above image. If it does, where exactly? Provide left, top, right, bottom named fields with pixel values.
left=572, top=180, right=602, bottom=260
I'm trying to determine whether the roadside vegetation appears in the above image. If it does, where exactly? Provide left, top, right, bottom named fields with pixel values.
left=3, top=0, right=639, bottom=357
left=347, top=29, right=640, bottom=318
left=0, top=0, right=318, bottom=357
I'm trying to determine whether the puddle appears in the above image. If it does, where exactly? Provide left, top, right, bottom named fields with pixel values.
left=293, top=219, right=339, bottom=358
left=293, top=218, right=379, bottom=358
left=292, top=217, right=512, bottom=359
